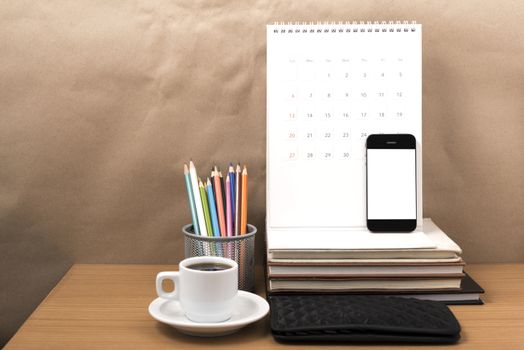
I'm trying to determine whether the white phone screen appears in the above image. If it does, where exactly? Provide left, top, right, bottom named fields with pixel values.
left=367, top=149, right=416, bottom=220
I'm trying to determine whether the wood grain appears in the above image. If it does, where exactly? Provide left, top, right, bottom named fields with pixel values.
left=6, top=264, right=524, bottom=349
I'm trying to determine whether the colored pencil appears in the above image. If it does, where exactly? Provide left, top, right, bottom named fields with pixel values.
left=199, top=179, right=213, bottom=236
left=206, top=178, right=220, bottom=237
left=213, top=167, right=227, bottom=236
left=240, top=165, right=248, bottom=234
left=229, top=163, right=236, bottom=232
left=225, top=174, right=233, bottom=236
left=210, top=169, right=217, bottom=200
left=234, top=164, right=241, bottom=236
left=219, top=171, right=226, bottom=221
left=189, top=161, right=207, bottom=236
left=184, top=164, right=200, bottom=235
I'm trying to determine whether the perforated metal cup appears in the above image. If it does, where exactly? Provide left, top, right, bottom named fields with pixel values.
left=182, top=224, right=256, bottom=292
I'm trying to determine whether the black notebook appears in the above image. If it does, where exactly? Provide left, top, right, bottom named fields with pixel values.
left=268, top=273, right=484, bottom=305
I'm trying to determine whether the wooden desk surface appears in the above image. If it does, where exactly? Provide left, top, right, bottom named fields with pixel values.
left=5, top=263, right=524, bottom=349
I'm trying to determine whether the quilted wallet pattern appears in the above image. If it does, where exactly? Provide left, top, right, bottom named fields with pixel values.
left=269, top=294, right=461, bottom=344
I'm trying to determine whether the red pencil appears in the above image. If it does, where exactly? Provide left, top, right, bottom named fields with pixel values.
left=213, top=166, right=226, bottom=236
left=234, top=164, right=241, bottom=236
left=240, top=165, right=248, bottom=234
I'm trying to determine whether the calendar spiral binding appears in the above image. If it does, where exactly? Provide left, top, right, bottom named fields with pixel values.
left=271, top=21, right=418, bottom=33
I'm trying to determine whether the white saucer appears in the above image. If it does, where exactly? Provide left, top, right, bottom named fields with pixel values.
left=148, top=290, right=270, bottom=337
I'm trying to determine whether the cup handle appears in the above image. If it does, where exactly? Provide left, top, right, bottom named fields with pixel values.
left=156, top=272, right=180, bottom=300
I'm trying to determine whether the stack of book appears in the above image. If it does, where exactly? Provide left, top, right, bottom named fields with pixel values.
left=265, top=219, right=483, bottom=304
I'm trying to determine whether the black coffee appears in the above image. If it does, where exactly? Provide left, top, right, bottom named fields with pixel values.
left=187, top=263, right=232, bottom=272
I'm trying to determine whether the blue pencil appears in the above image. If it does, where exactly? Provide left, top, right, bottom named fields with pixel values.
left=184, top=164, right=199, bottom=234
left=228, top=163, right=236, bottom=232
left=206, top=178, right=221, bottom=237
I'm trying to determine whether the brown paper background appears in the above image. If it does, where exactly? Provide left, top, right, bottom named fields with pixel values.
left=1, top=0, right=524, bottom=345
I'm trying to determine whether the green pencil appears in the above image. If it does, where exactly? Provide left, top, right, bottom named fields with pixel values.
left=199, top=179, right=213, bottom=236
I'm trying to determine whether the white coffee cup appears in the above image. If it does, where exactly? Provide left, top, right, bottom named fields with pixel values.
left=156, top=256, right=238, bottom=323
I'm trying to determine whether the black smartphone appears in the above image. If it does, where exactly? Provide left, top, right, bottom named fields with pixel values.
left=366, top=134, right=417, bottom=232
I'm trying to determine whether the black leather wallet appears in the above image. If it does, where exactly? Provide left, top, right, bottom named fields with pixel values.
left=269, top=294, right=461, bottom=344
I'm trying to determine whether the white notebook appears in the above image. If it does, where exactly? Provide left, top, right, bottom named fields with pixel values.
left=266, top=218, right=462, bottom=255
left=269, top=278, right=462, bottom=291
left=266, top=22, right=422, bottom=231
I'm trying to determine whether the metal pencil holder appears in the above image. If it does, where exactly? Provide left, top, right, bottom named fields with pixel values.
left=182, top=224, right=256, bottom=292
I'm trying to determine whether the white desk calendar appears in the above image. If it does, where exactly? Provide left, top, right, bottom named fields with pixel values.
left=266, top=21, right=423, bottom=233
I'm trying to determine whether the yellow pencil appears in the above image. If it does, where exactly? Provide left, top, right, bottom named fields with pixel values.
left=199, top=179, right=213, bottom=236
